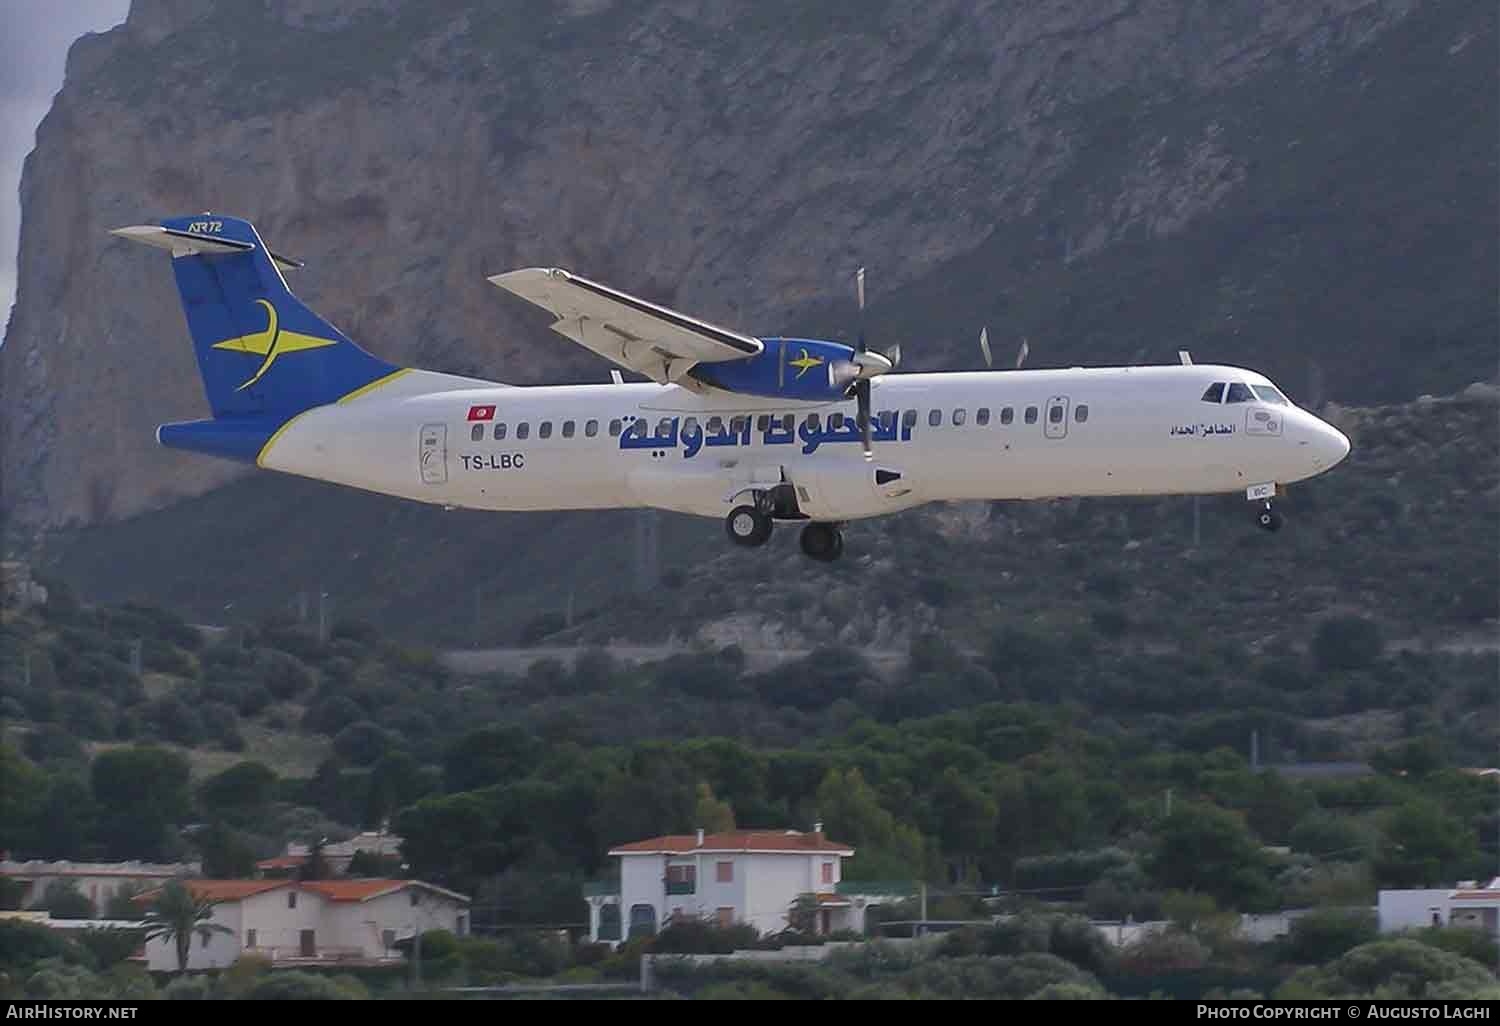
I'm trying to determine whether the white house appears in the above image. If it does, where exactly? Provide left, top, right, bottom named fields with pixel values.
left=1379, top=878, right=1500, bottom=939
left=586, top=826, right=900, bottom=945
left=254, top=829, right=405, bottom=877
left=135, top=878, right=469, bottom=971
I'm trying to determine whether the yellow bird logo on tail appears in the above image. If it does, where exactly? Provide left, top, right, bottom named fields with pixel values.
left=212, top=298, right=338, bottom=391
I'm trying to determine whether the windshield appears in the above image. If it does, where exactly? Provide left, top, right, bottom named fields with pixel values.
left=1251, top=384, right=1290, bottom=405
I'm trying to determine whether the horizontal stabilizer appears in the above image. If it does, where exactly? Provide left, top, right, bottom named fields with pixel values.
left=111, top=225, right=304, bottom=271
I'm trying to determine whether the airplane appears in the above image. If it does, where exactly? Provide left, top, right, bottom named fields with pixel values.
left=111, top=213, right=1350, bottom=563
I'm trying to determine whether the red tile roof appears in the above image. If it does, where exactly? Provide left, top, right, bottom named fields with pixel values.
left=609, top=830, right=854, bottom=856
left=133, top=878, right=470, bottom=905
left=255, top=856, right=306, bottom=870
left=134, top=880, right=290, bottom=904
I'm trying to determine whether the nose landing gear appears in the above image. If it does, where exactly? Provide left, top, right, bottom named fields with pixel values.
left=1255, top=501, right=1283, bottom=532
left=725, top=505, right=773, bottom=547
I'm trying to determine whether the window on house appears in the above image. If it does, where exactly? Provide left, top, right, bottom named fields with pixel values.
left=410, top=891, right=421, bottom=906
left=821, top=862, right=834, bottom=884
left=247, top=929, right=257, bottom=949
left=716, top=861, right=733, bottom=883
left=288, top=892, right=296, bottom=909
left=382, top=929, right=394, bottom=950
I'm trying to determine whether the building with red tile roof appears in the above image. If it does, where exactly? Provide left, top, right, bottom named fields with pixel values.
left=131, top=878, right=469, bottom=971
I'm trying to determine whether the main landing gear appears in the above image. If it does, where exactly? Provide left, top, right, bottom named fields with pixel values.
left=799, top=521, right=844, bottom=563
left=723, top=485, right=846, bottom=562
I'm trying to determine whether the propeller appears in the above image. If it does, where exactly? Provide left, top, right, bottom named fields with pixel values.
left=853, top=267, right=874, bottom=460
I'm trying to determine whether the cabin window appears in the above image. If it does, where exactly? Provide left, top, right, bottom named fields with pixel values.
left=682, top=417, right=699, bottom=438
left=470, top=424, right=483, bottom=441
left=1025, top=406, right=1038, bottom=425
left=878, top=411, right=896, bottom=432
left=585, top=419, right=599, bottom=437
left=717, top=861, right=733, bottom=883
left=1251, top=385, right=1289, bottom=405
left=1049, top=404, right=1064, bottom=424
left=953, top=409, right=967, bottom=426
left=1000, top=407, right=1013, bottom=425
left=493, top=423, right=507, bottom=440
left=539, top=421, right=553, bottom=438
left=516, top=423, right=530, bottom=439
left=805, top=414, right=821, bottom=433
left=609, top=419, right=622, bottom=437
left=707, top=416, right=724, bottom=434
left=656, top=418, right=674, bottom=437
left=829, top=413, right=844, bottom=430
left=562, top=420, right=576, bottom=438
left=1225, top=383, right=1254, bottom=403
left=903, top=410, right=918, bottom=430
left=288, top=892, right=297, bottom=909
left=928, top=409, right=942, bottom=427
left=757, top=415, right=770, bottom=431
left=976, top=407, right=990, bottom=426
left=1075, top=404, right=1089, bottom=423
left=1201, top=382, right=1225, bottom=403
left=730, top=416, right=748, bottom=434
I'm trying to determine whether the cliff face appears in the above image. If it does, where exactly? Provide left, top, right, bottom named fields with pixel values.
left=2, top=0, right=1493, bottom=547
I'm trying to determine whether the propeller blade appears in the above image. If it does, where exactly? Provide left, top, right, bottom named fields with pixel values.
left=855, top=266, right=867, bottom=353
left=979, top=326, right=992, bottom=368
left=1015, top=336, right=1029, bottom=370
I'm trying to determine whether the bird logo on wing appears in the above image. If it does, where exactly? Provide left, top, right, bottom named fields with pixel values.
left=788, top=347, right=824, bottom=379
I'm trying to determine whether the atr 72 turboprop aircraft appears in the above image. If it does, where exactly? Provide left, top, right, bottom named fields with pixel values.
left=112, top=214, right=1350, bottom=562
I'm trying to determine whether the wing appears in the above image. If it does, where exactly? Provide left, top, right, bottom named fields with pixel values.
left=488, top=267, right=762, bottom=384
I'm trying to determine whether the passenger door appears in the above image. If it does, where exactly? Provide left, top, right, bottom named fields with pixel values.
left=419, top=423, right=447, bottom=484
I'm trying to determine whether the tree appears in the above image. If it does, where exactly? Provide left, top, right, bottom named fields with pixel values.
left=693, top=782, right=737, bottom=834
left=1375, top=803, right=1477, bottom=888
left=90, top=746, right=191, bottom=860
left=299, top=839, right=331, bottom=881
left=1147, top=801, right=1276, bottom=911
left=139, top=880, right=233, bottom=975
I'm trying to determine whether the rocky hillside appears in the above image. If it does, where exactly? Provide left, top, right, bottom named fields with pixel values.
left=2, top=0, right=1494, bottom=551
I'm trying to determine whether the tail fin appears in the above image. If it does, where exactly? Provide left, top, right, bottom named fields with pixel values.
left=112, top=214, right=400, bottom=419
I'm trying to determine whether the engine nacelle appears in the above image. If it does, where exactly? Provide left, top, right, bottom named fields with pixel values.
left=688, top=337, right=859, bottom=402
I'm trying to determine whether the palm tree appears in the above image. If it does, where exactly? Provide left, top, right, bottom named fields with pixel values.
left=140, top=879, right=233, bottom=974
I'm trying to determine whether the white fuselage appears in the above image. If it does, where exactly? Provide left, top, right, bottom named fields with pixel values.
left=257, top=362, right=1351, bottom=522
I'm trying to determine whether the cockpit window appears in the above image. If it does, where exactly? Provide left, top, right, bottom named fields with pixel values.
left=1201, top=383, right=1225, bottom=403
left=1224, top=383, right=1254, bottom=403
left=1251, top=384, right=1289, bottom=405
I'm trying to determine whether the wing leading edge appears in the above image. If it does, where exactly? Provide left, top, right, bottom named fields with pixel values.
left=488, top=267, right=762, bottom=385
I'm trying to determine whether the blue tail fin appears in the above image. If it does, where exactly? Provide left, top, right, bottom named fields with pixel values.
left=113, top=214, right=400, bottom=420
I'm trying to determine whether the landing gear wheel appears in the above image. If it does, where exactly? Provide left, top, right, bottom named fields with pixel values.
left=1255, top=502, right=1284, bottom=533
left=726, top=505, right=773, bottom=547
left=799, top=522, right=844, bottom=562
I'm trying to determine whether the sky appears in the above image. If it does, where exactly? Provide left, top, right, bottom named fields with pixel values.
left=0, top=0, right=131, bottom=326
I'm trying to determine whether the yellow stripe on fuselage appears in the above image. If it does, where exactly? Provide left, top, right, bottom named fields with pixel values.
left=255, top=367, right=413, bottom=468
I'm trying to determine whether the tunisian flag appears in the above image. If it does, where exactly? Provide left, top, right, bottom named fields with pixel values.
left=467, top=405, right=496, bottom=421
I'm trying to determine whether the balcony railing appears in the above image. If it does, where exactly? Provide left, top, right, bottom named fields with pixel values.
left=582, top=880, right=620, bottom=898
left=664, top=879, right=696, bottom=895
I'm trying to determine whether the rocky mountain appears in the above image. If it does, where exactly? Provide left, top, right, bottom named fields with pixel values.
left=2, top=0, right=1494, bottom=552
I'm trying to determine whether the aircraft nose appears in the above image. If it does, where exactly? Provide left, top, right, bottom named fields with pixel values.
left=1308, top=418, right=1350, bottom=469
